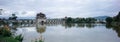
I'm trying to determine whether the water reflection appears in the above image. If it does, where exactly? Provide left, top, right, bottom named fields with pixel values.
left=77, top=23, right=85, bottom=27
left=62, top=23, right=75, bottom=28
left=36, top=23, right=46, bottom=34
left=10, top=24, right=19, bottom=33
left=106, top=24, right=120, bottom=38
left=62, top=23, right=101, bottom=28
left=8, top=23, right=120, bottom=42
left=36, top=23, right=46, bottom=42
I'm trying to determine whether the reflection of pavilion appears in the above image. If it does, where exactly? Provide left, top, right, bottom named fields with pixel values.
left=36, top=23, right=46, bottom=33
left=36, top=23, right=46, bottom=42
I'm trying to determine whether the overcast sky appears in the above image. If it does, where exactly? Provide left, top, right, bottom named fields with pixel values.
left=0, top=0, right=120, bottom=18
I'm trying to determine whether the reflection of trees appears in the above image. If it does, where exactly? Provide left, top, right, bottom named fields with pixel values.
left=63, top=23, right=75, bottom=28
left=105, top=24, right=112, bottom=29
left=105, top=12, right=120, bottom=37
left=114, top=27, right=120, bottom=37
left=106, top=24, right=120, bottom=38
left=62, top=23, right=96, bottom=28
left=85, top=23, right=95, bottom=28
left=77, top=23, right=85, bottom=27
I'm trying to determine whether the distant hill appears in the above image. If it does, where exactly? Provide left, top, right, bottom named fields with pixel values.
left=17, top=17, right=35, bottom=19
left=0, top=16, right=9, bottom=19
left=94, top=16, right=109, bottom=20
left=0, top=16, right=35, bottom=19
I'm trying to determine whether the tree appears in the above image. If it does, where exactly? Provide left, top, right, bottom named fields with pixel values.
left=65, top=17, right=73, bottom=23
left=85, top=18, right=97, bottom=23
left=0, top=9, right=3, bottom=15
left=9, top=14, right=17, bottom=20
left=106, top=17, right=113, bottom=23
left=114, top=12, right=120, bottom=22
left=75, top=18, right=86, bottom=23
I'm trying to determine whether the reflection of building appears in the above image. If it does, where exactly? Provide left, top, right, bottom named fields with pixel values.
left=36, top=24, right=46, bottom=33
left=36, top=12, right=46, bottom=24
left=36, top=23, right=46, bottom=42
left=36, top=23, right=46, bottom=33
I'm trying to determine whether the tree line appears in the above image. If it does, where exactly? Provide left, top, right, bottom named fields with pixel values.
left=105, top=12, right=120, bottom=37
left=106, top=12, right=120, bottom=24
left=65, top=17, right=97, bottom=23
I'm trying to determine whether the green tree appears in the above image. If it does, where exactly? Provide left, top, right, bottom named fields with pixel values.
left=106, top=17, right=113, bottom=23
left=9, top=14, right=17, bottom=20
left=114, top=12, right=120, bottom=22
left=65, top=17, right=73, bottom=23
left=85, top=18, right=97, bottom=23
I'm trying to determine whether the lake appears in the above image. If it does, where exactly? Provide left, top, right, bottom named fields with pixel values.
left=11, top=23, right=120, bottom=42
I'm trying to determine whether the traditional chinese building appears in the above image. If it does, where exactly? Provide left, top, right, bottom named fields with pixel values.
left=36, top=12, right=46, bottom=24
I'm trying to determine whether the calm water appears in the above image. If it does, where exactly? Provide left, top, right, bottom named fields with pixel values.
left=11, top=23, right=120, bottom=42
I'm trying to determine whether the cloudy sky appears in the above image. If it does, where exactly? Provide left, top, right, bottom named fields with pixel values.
left=0, top=0, right=120, bottom=18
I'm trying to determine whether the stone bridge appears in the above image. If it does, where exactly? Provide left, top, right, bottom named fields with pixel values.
left=17, top=19, right=65, bottom=24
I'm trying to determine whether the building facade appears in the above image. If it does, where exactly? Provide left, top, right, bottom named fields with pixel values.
left=36, top=12, right=46, bottom=24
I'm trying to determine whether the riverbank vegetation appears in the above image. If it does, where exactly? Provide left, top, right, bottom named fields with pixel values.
left=0, top=27, right=23, bottom=42
left=106, top=12, right=120, bottom=26
left=105, top=12, right=120, bottom=37
left=0, top=19, right=23, bottom=42
left=65, top=17, right=97, bottom=23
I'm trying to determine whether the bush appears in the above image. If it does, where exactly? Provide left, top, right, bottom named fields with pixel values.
left=106, top=17, right=113, bottom=23
left=0, top=27, right=23, bottom=42
left=14, top=34, right=23, bottom=42
left=0, top=37, right=19, bottom=42
left=0, top=28, right=12, bottom=37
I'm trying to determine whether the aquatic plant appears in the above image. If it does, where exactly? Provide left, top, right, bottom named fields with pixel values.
left=14, top=34, right=23, bottom=42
